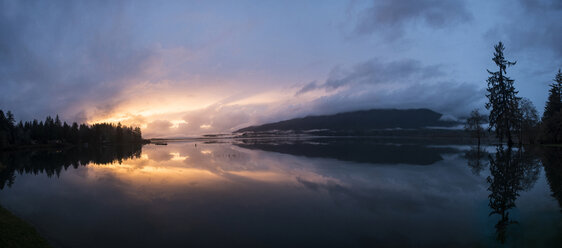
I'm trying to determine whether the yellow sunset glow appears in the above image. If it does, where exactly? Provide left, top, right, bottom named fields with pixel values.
left=170, top=152, right=189, bottom=161
left=85, top=155, right=222, bottom=188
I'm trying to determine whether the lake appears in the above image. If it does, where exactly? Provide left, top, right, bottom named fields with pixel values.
left=0, top=138, right=561, bottom=247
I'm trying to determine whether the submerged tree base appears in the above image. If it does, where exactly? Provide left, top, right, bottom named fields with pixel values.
left=0, top=205, right=52, bottom=248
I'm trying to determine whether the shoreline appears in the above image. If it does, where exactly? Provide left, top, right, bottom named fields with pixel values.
left=0, top=140, right=151, bottom=152
left=0, top=205, right=52, bottom=248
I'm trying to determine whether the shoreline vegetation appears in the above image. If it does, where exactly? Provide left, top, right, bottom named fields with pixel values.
left=0, top=145, right=143, bottom=190
left=0, top=110, right=150, bottom=152
left=0, top=110, right=148, bottom=247
left=0, top=205, right=52, bottom=248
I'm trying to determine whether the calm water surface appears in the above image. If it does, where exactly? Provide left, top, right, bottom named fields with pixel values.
left=0, top=139, right=561, bottom=247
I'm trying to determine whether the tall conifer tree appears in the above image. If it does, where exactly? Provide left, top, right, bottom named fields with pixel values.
left=541, top=69, right=562, bottom=143
left=486, top=42, right=520, bottom=146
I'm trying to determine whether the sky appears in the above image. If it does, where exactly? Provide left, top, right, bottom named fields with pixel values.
left=0, top=0, right=560, bottom=137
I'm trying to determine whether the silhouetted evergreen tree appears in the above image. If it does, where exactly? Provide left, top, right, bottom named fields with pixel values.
left=0, top=110, right=9, bottom=147
left=0, top=109, right=146, bottom=150
left=541, top=69, right=562, bottom=143
left=5, top=111, right=15, bottom=144
left=486, top=42, right=520, bottom=146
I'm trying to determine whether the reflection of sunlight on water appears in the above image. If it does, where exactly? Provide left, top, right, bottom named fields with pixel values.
left=169, top=152, right=189, bottom=161
left=80, top=142, right=480, bottom=198
left=79, top=142, right=338, bottom=192
left=87, top=161, right=222, bottom=188
left=80, top=146, right=226, bottom=190
left=2, top=141, right=559, bottom=248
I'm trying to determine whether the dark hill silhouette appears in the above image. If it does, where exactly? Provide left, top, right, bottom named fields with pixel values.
left=237, top=108, right=458, bottom=133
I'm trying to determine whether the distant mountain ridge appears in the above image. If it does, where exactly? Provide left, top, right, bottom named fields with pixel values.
left=236, top=108, right=459, bottom=133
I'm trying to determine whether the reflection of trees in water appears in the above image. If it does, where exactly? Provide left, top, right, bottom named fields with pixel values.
left=541, top=147, right=562, bottom=212
left=486, top=145, right=540, bottom=243
left=237, top=138, right=460, bottom=165
left=465, top=145, right=488, bottom=175
left=0, top=144, right=143, bottom=190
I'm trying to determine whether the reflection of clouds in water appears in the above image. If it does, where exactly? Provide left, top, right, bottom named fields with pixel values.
left=2, top=141, right=559, bottom=247
left=83, top=142, right=339, bottom=193
left=169, top=152, right=188, bottom=161
left=296, top=176, right=448, bottom=214
left=295, top=156, right=485, bottom=214
left=144, top=149, right=174, bottom=162
left=81, top=141, right=488, bottom=210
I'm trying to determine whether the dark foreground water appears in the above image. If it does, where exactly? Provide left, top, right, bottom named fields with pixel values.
left=0, top=138, right=561, bottom=247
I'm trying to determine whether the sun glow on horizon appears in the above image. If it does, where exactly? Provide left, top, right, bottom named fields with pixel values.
left=171, top=120, right=188, bottom=128
left=81, top=84, right=325, bottom=137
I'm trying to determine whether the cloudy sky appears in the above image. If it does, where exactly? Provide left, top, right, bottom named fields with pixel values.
left=1, top=0, right=560, bottom=137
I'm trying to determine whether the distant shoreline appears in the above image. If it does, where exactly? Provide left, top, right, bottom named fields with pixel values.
left=0, top=140, right=151, bottom=152
left=148, top=133, right=498, bottom=146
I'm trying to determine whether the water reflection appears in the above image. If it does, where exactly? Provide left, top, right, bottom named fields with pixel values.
left=236, top=138, right=460, bottom=165
left=483, top=145, right=541, bottom=243
left=541, top=147, right=562, bottom=211
left=0, top=140, right=560, bottom=247
left=464, top=145, right=489, bottom=175
left=0, top=144, right=142, bottom=189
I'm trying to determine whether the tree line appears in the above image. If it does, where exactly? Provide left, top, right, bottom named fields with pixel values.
left=0, top=111, right=146, bottom=149
left=466, top=41, right=562, bottom=145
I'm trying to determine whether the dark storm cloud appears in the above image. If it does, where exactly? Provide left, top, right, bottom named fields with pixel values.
left=297, top=58, right=445, bottom=95
left=483, top=0, right=562, bottom=59
left=296, top=57, right=484, bottom=117
left=307, top=80, right=485, bottom=117
left=510, top=0, right=562, bottom=58
left=0, top=0, right=157, bottom=121
left=354, top=0, right=472, bottom=39
left=296, top=81, right=318, bottom=95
